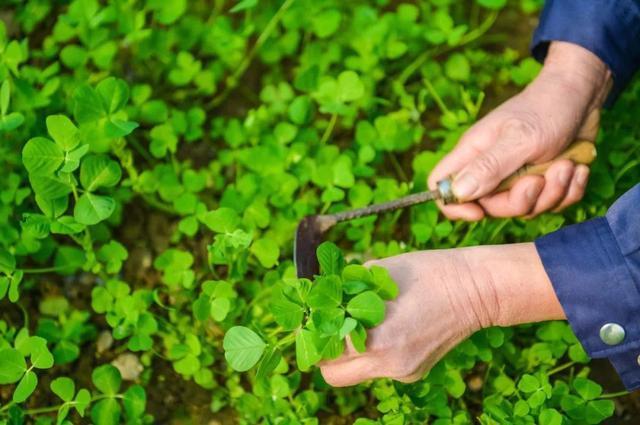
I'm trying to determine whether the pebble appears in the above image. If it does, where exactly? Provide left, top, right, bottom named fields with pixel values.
left=111, top=353, right=144, bottom=381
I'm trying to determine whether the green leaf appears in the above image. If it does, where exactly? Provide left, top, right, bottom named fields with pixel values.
left=312, top=307, right=344, bottom=336
left=200, top=208, right=240, bottom=233
left=255, top=347, right=282, bottom=382
left=22, top=137, right=65, bottom=175
left=270, top=293, right=304, bottom=330
left=123, top=385, right=146, bottom=420
left=0, top=348, right=27, bottom=384
left=74, top=193, right=116, bottom=225
left=96, top=77, right=129, bottom=114
left=46, top=115, right=80, bottom=151
left=573, top=377, right=602, bottom=401
left=91, top=398, right=121, bottom=425
left=13, top=370, right=37, bottom=403
left=29, top=175, right=72, bottom=200
left=1, top=80, right=9, bottom=116
left=312, top=9, right=342, bottom=38
left=295, top=329, right=321, bottom=371
left=210, top=297, right=230, bottom=322
left=350, top=322, right=367, bottom=353
left=307, top=275, right=342, bottom=310
left=80, top=155, right=122, bottom=191
left=346, top=291, right=385, bottom=327
left=539, top=408, right=563, bottom=425
left=370, top=265, right=399, bottom=300
left=585, top=399, right=614, bottom=424
left=75, top=388, right=92, bottom=416
left=518, top=374, right=540, bottom=393
left=316, top=241, right=344, bottom=276
left=29, top=336, right=54, bottom=369
left=342, top=264, right=373, bottom=283
left=476, top=0, right=507, bottom=10
left=223, top=326, right=266, bottom=372
left=92, top=364, right=122, bottom=395
left=444, top=53, right=470, bottom=82
left=338, top=71, right=364, bottom=102
left=51, top=377, right=75, bottom=402
left=339, top=317, right=358, bottom=339
left=74, top=84, right=105, bottom=123
left=250, top=237, right=280, bottom=268
left=230, top=0, right=257, bottom=13
left=0, top=247, right=16, bottom=274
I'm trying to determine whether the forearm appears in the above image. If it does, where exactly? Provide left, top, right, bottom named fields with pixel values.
left=461, top=243, right=566, bottom=327
left=537, top=41, right=612, bottom=108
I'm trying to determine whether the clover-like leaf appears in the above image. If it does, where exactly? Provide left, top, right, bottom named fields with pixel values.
left=316, top=241, right=344, bottom=276
left=51, top=376, right=75, bottom=402
left=223, top=326, right=266, bottom=372
left=346, top=291, right=385, bottom=327
left=80, top=154, right=122, bottom=191
left=307, top=275, right=342, bottom=310
left=250, top=237, right=280, bottom=268
left=22, top=137, right=64, bottom=175
left=0, top=347, right=27, bottom=384
left=13, top=370, right=37, bottom=403
left=74, top=193, right=116, bottom=225
left=295, top=329, right=321, bottom=371
left=46, top=115, right=80, bottom=151
left=92, top=364, right=122, bottom=395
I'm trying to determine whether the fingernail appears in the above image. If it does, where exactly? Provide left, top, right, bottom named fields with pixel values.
left=576, top=168, right=589, bottom=186
left=558, top=168, right=572, bottom=186
left=452, top=174, right=478, bottom=200
left=526, top=185, right=541, bottom=201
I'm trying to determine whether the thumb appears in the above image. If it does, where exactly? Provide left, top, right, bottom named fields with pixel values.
left=451, top=136, right=531, bottom=201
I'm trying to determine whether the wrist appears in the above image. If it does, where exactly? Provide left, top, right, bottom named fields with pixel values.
left=535, top=41, right=612, bottom=110
left=462, top=243, right=566, bottom=328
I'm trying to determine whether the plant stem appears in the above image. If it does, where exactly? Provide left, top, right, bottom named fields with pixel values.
left=423, top=78, right=450, bottom=114
left=598, top=390, right=630, bottom=399
left=208, top=0, right=296, bottom=109
left=319, top=113, right=338, bottom=145
left=547, top=361, right=575, bottom=376
left=396, top=11, right=498, bottom=87
left=141, top=194, right=177, bottom=214
left=21, top=266, right=61, bottom=274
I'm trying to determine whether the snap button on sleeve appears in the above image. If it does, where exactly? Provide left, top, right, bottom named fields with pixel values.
left=600, top=323, right=626, bottom=346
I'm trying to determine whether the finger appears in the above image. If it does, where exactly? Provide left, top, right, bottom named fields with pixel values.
left=553, top=164, right=590, bottom=212
left=451, top=124, right=536, bottom=201
left=477, top=175, right=545, bottom=218
left=427, top=125, right=489, bottom=190
left=437, top=201, right=486, bottom=221
left=526, top=160, right=575, bottom=217
left=320, top=358, right=377, bottom=387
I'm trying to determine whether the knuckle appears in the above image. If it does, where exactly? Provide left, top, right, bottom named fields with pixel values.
left=500, top=115, right=546, bottom=157
left=383, top=356, right=419, bottom=379
left=474, top=151, right=502, bottom=177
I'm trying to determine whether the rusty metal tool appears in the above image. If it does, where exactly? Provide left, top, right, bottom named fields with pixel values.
left=294, top=140, right=597, bottom=279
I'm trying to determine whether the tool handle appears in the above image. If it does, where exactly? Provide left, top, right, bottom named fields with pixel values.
left=438, top=140, right=597, bottom=203
left=495, top=140, right=597, bottom=192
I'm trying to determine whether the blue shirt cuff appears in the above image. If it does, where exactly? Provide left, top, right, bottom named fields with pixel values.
left=535, top=185, right=640, bottom=391
left=531, top=0, right=640, bottom=106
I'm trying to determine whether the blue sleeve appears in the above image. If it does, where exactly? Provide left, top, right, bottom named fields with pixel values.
left=535, top=184, right=640, bottom=390
left=531, top=0, right=640, bottom=106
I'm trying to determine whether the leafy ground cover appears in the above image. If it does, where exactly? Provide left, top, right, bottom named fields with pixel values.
left=0, top=0, right=639, bottom=424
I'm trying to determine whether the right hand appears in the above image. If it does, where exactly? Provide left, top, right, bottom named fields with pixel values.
left=428, top=41, right=611, bottom=221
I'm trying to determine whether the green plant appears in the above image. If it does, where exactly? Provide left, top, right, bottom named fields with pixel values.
left=0, top=0, right=637, bottom=423
left=224, top=241, right=399, bottom=373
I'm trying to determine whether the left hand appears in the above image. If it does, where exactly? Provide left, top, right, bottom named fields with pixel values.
left=320, top=243, right=564, bottom=387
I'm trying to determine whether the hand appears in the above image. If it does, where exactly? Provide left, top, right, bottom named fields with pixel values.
left=428, top=42, right=612, bottom=220
left=320, top=243, right=565, bottom=387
